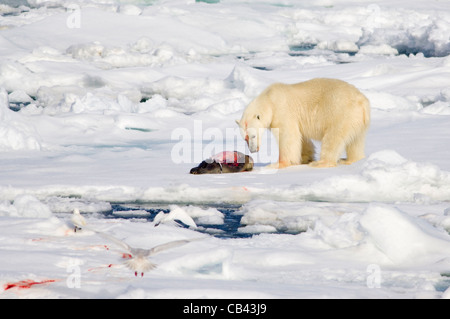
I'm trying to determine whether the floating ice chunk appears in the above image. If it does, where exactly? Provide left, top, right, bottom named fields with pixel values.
left=361, top=151, right=450, bottom=202
left=360, top=205, right=450, bottom=265
left=239, top=200, right=340, bottom=233
left=312, top=212, right=364, bottom=249
left=359, top=44, right=398, bottom=55
left=317, top=40, right=359, bottom=53
left=183, top=206, right=224, bottom=225
left=8, top=90, right=33, bottom=104
left=304, top=150, right=450, bottom=203
left=238, top=224, right=277, bottom=234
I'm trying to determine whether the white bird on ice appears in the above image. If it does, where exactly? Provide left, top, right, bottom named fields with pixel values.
left=71, top=209, right=201, bottom=277
left=71, top=208, right=86, bottom=232
left=153, top=205, right=197, bottom=229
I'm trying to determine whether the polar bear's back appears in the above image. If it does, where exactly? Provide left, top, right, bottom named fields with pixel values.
left=266, top=78, right=370, bottom=139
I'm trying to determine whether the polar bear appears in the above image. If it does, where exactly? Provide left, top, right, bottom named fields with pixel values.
left=236, top=78, right=370, bottom=168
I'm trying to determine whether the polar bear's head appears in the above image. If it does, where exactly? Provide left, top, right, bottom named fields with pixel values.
left=236, top=118, right=261, bottom=153
left=236, top=113, right=271, bottom=153
left=236, top=92, right=273, bottom=153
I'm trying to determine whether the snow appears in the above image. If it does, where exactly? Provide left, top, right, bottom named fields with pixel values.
left=0, top=0, right=450, bottom=299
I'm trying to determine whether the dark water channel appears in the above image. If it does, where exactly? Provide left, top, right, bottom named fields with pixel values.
left=102, top=203, right=252, bottom=239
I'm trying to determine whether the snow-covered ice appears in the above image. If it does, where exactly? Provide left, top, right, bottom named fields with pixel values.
left=1, top=0, right=450, bottom=299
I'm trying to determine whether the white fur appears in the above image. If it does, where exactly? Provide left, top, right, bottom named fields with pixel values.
left=237, top=78, right=370, bottom=168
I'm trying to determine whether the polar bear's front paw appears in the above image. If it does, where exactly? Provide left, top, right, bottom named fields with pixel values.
left=338, top=159, right=353, bottom=165
left=265, top=162, right=279, bottom=169
left=265, top=161, right=290, bottom=169
left=309, top=160, right=337, bottom=168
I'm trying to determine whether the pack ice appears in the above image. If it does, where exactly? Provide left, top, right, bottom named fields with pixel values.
left=0, top=0, right=450, bottom=299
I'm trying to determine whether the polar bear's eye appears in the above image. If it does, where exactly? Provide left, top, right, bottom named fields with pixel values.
left=256, top=115, right=260, bottom=120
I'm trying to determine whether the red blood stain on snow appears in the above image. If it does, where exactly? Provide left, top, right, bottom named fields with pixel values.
left=87, top=263, right=117, bottom=273
left=91, top=244, right=109, bottom=250
left=3, top=279, right=58, bottom=291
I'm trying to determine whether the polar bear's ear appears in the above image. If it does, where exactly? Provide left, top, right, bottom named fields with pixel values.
left=235, top=119, right=241, bottom=126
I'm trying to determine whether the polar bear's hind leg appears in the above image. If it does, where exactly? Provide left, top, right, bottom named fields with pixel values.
left=339, top=130, right=367, bottom=165
left=310, top=128, right=346, bottom=168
